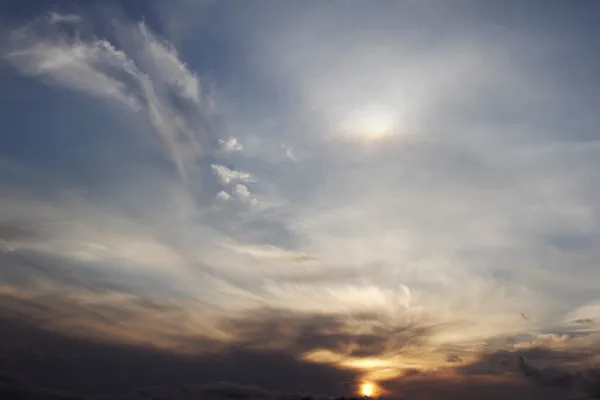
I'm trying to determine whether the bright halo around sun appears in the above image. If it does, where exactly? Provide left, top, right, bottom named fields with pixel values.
left=341, top=104, right=399, bottom=142
left=360, top=382, right=375, bottom=397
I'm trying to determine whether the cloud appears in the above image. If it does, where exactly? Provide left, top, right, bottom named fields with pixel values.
left=451, top=330, right=600, bottom=397
left=282, top=145, right=297, bottom=162
left=46, top=12, right=83, bottom=25
left=0, top=293, right=220, bottom=354
left=515, top=352, right=600, bottom=398
left=380, top=374, right=567, bottom=400
left=2, top=3, right=600, bottom=396
left=0, top=316, right=357, bottom=396
left=217, top=190, right=232, bottom=202
left=136, top=22, right=201, bottom=104
left=234, top=183, right=251, bottom=199
left=445, top=355, right=463, bottom=364
left=6, top=30, right=142, bottom=109
left=4, top=14, right=212, bottom=180
left=0, top=202, right=186, bottom=271
left=220, top=137, right=243, bottom=152
left=566, top=301, right=600, bottom=330
left=223, top=242, right=316, bottom=263
left=0, top=377, right=342, bottom=400
left=0, top=219, right=40, bottom=252
left=211, top=164, right=254, bottom=185
left=218, top=308, right=446, bottom=383
left=573, top=318, right=594, bottom=325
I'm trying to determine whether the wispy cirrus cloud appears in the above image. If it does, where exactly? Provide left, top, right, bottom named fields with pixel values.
left=4, top=14, right=213, bottom=180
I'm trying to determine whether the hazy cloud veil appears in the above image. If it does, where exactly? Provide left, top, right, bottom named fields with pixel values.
left=1, top=1, right=600, bottom=399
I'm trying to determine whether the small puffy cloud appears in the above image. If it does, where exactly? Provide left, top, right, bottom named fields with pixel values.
left=234, top=183, right=251, bottom=199
left=211, top=164, right=254, bottom=185
left=220, top=137, right=243, bottom=152
left=232, top=184, right=258, bottom=206
left=216, top=190, right=231, bottom=202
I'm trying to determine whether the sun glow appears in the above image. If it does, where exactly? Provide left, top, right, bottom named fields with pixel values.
left=341, top=104, right=399, bottom=142
left=360, top=382, right=375, bottom=397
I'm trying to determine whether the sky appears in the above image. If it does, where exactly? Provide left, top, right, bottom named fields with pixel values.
left=1, top=1, right=600, bottom=399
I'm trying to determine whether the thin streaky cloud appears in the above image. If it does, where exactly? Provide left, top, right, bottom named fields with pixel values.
left=4, top=15, right=211, bottom=181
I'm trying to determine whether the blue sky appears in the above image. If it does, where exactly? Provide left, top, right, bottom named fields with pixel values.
left=1, top=1, right=600, bottom=397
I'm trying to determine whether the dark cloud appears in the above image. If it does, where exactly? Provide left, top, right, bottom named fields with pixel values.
left=458, top=351, right=517, bottom=376
left=379, top=375, right=569, bottom=400
left=0, top=219, right=41, bottom=252
left=514, top=349, right=600, bottom=398
left=517, top=354, right=600, bottom=398
left=220, top=309, right=433, bottom=359
left=572, top=318, right=594, bottom=325
left=0, top=246, right=198, bottom=306
left=454, top=347, right=600, bottom=399
left=2, top=275, right=596, bottom=399
left=445, top=355, right=463, bottom=364
left=458, top=346, right=598, bottom=377
left=0, top=316, right=357, bottom=397
left=0, top=377, right=344, bottom=400
left=0, top=219, right=38, bottom=241
left=0, top=250, right=132, bottom=293
left=0, top=289, right=188, bottom=338
left=3, top=276, right=600, bottom=399
left=1, top=266, right=432, bottom=364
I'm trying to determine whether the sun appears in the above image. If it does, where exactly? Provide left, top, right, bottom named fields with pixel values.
left=360, top=382, right=375, bottom=397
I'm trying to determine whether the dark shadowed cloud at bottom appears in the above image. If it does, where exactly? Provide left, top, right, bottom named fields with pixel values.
left=0, top=315, right=577, bottom=400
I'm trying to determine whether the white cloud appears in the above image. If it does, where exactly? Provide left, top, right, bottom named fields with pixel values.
left=46, top=12, right=82, bottom=25
left=6, top=35, right=141, bottom=109
left=136, top=22, right=201, bottom=104
left=222, top=241, right=316, bottom=263
left=219, top=137, right=243, bottom=152
left=215, top=3, right=600, bottom=344
left=210, top=164, right=253, bottom=185
left=282, top=144, right=297, bottom=161
left=216, top=190, right=231, bottom=202
left=233, top=183, right=251, bottom=199
left=4, top=15, right=209, bottom=181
